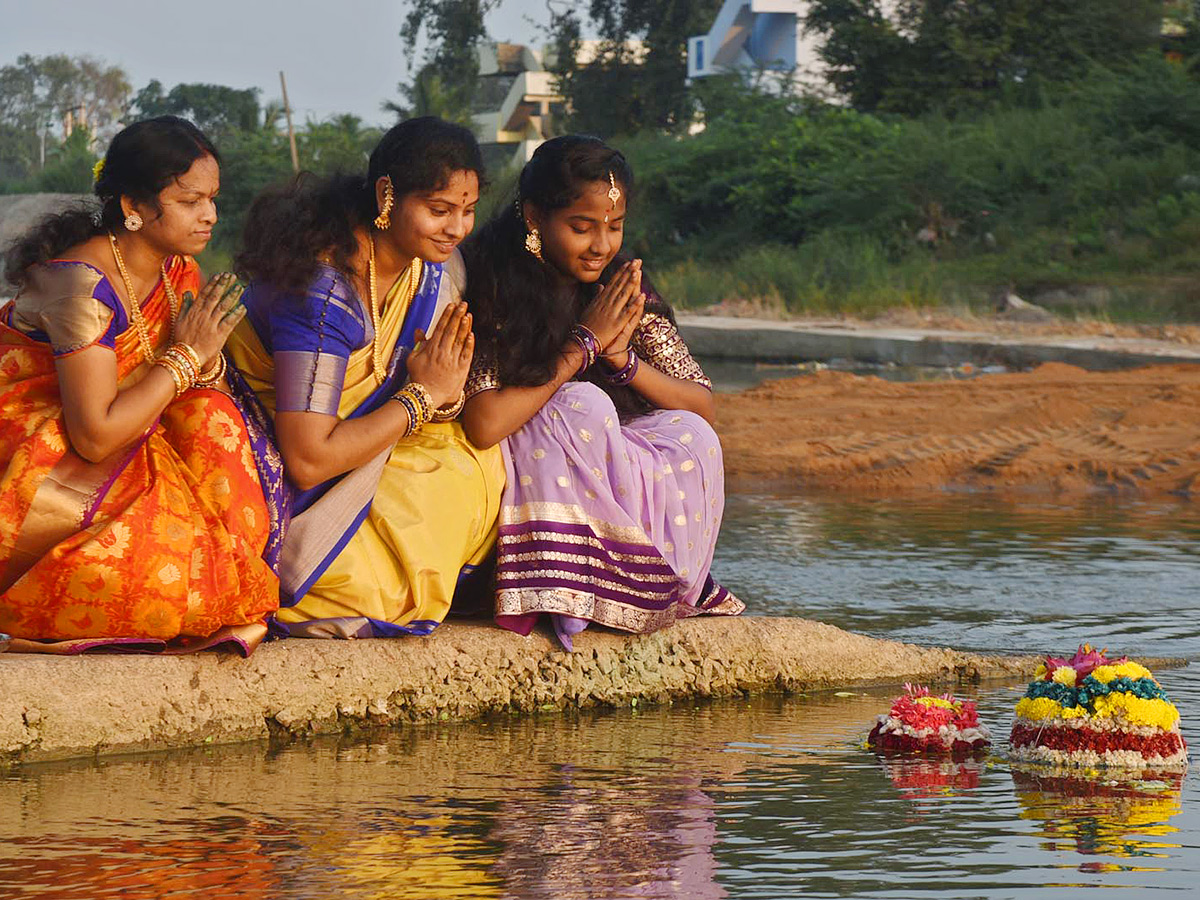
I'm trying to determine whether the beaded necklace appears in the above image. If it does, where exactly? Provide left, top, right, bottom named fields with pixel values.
left=108, top=233, right=178, bottom=363
left=366, top=237, right=422, bottom=386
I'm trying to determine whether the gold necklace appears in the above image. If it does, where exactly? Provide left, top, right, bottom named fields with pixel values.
left=366, top=237, right=421, bottom=386
left=108, top=233, right=179, bottom=362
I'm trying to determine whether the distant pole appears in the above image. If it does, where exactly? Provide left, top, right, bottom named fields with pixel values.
left=280, top=71, right=300, bottom=173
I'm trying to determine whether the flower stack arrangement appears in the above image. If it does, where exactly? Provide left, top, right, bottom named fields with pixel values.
left=868, top=684, right=991, bottom=756
left=1009, top=645, right=1188, bottom=772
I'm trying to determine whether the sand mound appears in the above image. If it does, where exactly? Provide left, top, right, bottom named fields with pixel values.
left=717, top=363, right=1200, bottom=496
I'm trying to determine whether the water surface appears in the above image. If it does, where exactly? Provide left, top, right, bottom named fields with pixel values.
left=1, top=492, right=1196, bottom=899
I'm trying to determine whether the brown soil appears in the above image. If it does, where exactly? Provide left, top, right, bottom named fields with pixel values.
left=717, top=362, right=1200, bottom=496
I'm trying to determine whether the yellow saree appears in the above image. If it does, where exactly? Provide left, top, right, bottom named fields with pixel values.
left=226, top=251, right=503, bottom=637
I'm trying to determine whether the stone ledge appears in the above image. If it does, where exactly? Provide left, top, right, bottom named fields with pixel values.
left=678, top=314, right=1200, bottom=371
left=0, top=617, right=1040, bottom=766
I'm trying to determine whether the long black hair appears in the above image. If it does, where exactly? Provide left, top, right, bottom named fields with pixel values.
left=462, top=134, right=671, bottom=414
left=3, top=115, right=219, bottom=288
left=236, top=116, right=486, bottom=295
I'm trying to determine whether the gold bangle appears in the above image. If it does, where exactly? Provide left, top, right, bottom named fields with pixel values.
left=155, top=356, right=187, bottom=397
left=431, top=390, right=465, bottom=422
left=160, top=346, right=199, bottom=385
left=405, top=381, right=434, bottom=422
left=193, top=352, right=226, bottom=389
left=174, top=342, right=203, bottom=374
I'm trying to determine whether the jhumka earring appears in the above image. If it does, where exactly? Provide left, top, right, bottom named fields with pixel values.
left=373, top=176, right=394, bottom=230
left=524, top=224, right=543, bottom=261
left=604, top=171, right=621, bottom=224
left=124, top=211, right=143, bottom=232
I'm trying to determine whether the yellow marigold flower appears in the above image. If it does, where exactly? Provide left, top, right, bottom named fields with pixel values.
left=92, top=158, right=105, bottom=183
left=1092, top=693, right=1179, bottom=730
left=1051, top=666, right=1077, bottom=686
left=1015, top=697, right=1087, bottom=721
left=915, top=696, right=958, bottom=710
left=1034, top=663, right=1047, bottom=679
left=1090, top=662, right=1152, bottom=684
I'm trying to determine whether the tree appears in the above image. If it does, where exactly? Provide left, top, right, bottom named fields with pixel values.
left=548, top=0, right=723, bottom=137
left=0, top=54, right=128, bottom=186
left=805, top=0, right=1164, bottom=116
left=132, top=80, right=261, bottom=135
left=393, top=0, right=499, bottom=124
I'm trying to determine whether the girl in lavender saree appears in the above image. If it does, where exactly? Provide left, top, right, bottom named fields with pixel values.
left=462, top=136, right=742, bottom=649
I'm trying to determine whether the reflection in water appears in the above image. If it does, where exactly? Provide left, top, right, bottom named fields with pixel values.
left=3, top=495, right=1199, bottom=898
left=1012, top=769, right=1184, bottom=873
left=877, top=756, right=985, bottom=800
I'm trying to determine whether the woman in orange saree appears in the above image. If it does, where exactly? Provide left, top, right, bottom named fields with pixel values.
left=0, top=116, right=286, bottom=654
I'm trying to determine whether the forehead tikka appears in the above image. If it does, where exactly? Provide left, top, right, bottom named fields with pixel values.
left=605, top=172, right=621, bottom=223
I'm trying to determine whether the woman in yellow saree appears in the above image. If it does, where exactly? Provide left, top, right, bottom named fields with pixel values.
left=0, top=116, right=286, bottom=654
left=228, top=116, right=503, bottom=638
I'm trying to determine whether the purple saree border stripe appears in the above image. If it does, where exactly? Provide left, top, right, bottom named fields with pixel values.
left=497, top=541, right=676, bottom=576
left=499, top=520, right=662, bottom=557
left=79, top=423, right=154, bottom=529
left=494, top=575, right=679, bottom=609
left=225, top=358, right=292, bottom=571
left=497, top=556, right=676, bottom=586
left=279, top=498, right=372, bottom=607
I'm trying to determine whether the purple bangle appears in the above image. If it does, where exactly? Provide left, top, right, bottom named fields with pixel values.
left=604, top=350, right=639, bottom=385
left=568, top=324, right=601, bottom=375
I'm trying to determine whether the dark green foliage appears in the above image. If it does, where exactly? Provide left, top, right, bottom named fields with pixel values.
left=132, top=80, right=262, bottom=135
left=805, top=0, right=1163, bottom=115
left=624, top=55, right=1200, bottom=318
left=548, top=0, right=724, bottom=136
left=394, top=0, right=498, bottom=124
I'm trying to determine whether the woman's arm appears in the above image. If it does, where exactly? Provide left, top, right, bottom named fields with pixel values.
left=56, top=273, right=246, bottom=462
left=601, top=347, right=716, bottom=424
left=57, top=346, right=181, bottom=462
left=462, top=262, right=645, bottom=449
left=461, top=343, right=587, bottom=449
left=274, top=404, right=414, bottom=492
left=274, top=302, right=475, bottom=491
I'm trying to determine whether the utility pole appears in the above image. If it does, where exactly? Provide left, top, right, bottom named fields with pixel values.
left=280, top=71, right=300, bottom=173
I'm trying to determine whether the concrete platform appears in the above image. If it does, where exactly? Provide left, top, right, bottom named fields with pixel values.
left=1, top=617, right=1039, bottom=766
left=678, top=314, right=1200, bottom=371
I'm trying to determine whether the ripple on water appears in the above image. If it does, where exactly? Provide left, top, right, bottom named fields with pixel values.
left=0, top=492, right=1197, bottom=898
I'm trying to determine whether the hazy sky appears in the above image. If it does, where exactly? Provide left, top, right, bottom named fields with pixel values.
left=0, top=0, right=557, bottom=125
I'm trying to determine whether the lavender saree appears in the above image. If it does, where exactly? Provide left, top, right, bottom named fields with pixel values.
left=469, top=312, right=743, bottom=649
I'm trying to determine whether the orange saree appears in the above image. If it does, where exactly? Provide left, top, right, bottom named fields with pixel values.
left=0, top=256, right=283, bottom=653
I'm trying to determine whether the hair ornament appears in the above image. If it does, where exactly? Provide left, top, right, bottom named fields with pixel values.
left=92, top=158, right=106, bottom=183
left=607, top=172, right=621, bottom=209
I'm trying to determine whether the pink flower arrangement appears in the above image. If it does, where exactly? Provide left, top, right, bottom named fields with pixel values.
left=868, top=684, right=991, bottom=757
left=1042, top=644, right=1126, bottom=681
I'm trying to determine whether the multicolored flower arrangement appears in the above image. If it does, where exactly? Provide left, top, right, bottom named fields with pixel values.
left=1009, top=645, right=1188, bottom=772
left=868, top=684, right=991, bottom=756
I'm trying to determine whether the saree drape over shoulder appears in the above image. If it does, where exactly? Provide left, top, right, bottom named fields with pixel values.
left=467, top=309, right=743, bottom=649
left=0, top=256, right=287, bottom=654
left=227, top=251, right=504, bottom=639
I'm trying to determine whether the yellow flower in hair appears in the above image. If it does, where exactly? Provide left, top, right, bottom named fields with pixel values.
left=92, top=158, right=105, bottom=182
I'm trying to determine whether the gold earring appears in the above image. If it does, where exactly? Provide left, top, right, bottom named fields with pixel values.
left=373, top=177, right=394, bottom=230
left=524, top=225, right=543, bottom=261
left=124, top=211, right=143, bottom=232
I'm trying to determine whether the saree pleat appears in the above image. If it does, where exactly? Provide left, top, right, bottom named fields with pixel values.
left=0, top=256, right=284, bottom=652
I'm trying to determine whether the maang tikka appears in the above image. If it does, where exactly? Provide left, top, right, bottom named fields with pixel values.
left=604, top=172, right=621, bottom=224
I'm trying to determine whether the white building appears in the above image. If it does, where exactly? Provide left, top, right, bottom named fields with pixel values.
left=472, top=40, right=644, bottom=169
left=687, top=1, right=827, bottom=91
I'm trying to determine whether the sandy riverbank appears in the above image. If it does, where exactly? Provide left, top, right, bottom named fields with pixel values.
left=717, top=362, right=1200, bottom=495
